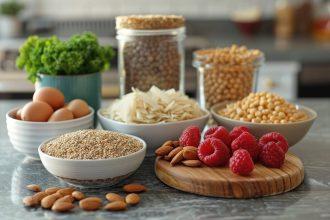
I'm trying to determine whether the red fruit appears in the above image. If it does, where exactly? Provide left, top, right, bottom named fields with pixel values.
left=198, top=138, right=230, bottom=167
left=204, top=126, right=231, bottom=146
left=229, top=126, right=250, bottom=143
left=259, top=141, right=285, bottom=168
left=259, top=132, right=289, bottom=153
left=229, top=149, right=254, bottom=176
left=231, top=132, right=260, bottom=160
left=179, top=126, right=201, bottom=147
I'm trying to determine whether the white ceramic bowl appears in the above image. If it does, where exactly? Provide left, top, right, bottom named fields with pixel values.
left=38, top=134, right=146, bottom=188
left=97, top=109, right=210, bottom=154
left=6, top=107, right=94, bottom=159
left=211, top=102, right=317, bottom=146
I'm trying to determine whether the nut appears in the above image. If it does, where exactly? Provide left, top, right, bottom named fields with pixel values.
left=79, top=197, right=102, bottom=211
left=51, top=202, right=74, bottom=212
left=105, top=193, right=124, bottom=202
left=167, top=146, right=183, bottom=159
left=45, top=187, right=60, bottom=195
left=23, top=196, right=37, bottom=207
left=26, top=184, right=41, bottom=192
left=72, top=191, right=85, bottom=200
left=172, top=140, right=180, bottom=147
left=163, top=155, right=172, bottom=161
left=123, top=184, right=147, bottom=193
left=56, top=188, right=75, bottom=197
left=155, top=145, right=173, bottom=156
left=55, top=195, right=74, bottom=203
left=182, top=148, right=198, bottom=160
left=162, top=140, right=173, bottom=147
left=125, top=193, right=140, bottom=205
left=104, top=201, right=127, bottom=211
left=32, top=191, right=48, bottom=204
left=182, top=160, right=202, bottom=167
left=170, top=150, right=184, bottom=166
left=41, top=194, right=61, bottom=209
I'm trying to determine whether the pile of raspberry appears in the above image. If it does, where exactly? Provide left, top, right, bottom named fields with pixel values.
left=179, top=125, right=289, bottom=176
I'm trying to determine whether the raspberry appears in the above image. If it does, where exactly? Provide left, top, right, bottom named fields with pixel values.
left=204, top=126, right=231, bottom=146
left=179, top=126, right=201, bottom=147
left=231, top=132, right=260, bottom=160
left=229, top=126, right=250, bottom=142
left=259, top=141, right=285, bottom=168
left=259, top=132, right=289, bottom=153
left=229, top=149, right=254, bottom=176
left=198, top=138, right=230, bottom=167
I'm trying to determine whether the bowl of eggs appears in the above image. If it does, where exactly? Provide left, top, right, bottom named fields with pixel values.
left=6, top=87, right=94, bottom=159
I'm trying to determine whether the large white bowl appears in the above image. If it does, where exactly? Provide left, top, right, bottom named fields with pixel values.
left=211, top=103, right=317, bottom=146
left=38, top=134, right=146, bottom=188
left=6, top=107, right=94, bottom=159
left=97, top=109, right=210, bottom=154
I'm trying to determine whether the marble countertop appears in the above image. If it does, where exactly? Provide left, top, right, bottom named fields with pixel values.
left=0, top=99, right=330, bottom=220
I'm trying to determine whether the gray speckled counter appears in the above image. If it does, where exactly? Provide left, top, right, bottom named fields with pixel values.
left=1, top=99, right=330, bottom=220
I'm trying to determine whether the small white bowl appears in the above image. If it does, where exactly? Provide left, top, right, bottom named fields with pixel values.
left=6, top=107, right=94, bottom=159
left=211, top=102, right=317, bottom=146
left=38, top=134, right=146, bottom=188
left=97, top=109, right=210, bottom=154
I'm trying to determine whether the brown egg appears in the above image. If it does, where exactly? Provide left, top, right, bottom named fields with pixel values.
left=16, top=109, right=22, bottom=120
left=33, top=87, right=65, bottom=110
left=21, top=101, right=54, bottom=122
left=67, top=99, right=90, bottom=118
left=48, top=108, right=74, bottom=122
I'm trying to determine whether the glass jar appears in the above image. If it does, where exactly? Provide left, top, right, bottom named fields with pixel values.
left=193, top=48, right=264, bottom=109
left=116, top=16, right=185, bottom=95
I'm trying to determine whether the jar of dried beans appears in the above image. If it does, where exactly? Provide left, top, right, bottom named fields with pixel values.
left=116, top=15, right=186, bottom=95
left=193, top=45, right=264, bottom=109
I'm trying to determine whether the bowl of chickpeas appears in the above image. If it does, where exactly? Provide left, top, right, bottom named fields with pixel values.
left=211, top=92, right=317, bottom=146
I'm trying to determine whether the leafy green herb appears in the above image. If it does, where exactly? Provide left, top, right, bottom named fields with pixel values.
left=16, top=32, right=115, bottom=83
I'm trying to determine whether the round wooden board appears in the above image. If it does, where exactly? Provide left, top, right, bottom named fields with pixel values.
left=155, top=152, right=304, bottom=198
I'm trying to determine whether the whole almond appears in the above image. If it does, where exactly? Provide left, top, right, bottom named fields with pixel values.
left=56, top=188, right=75, bottom=197
left=182, top=160, right=202, bottom=167
left=52, top=202, right=74, bottom=212
left=104, top=201, right=127, bottom=211
left=23, top=196, right=37, bottom=207
left=26, top=184, right=41, bottom=192
left=163, top=155, right=171, bottom=161
left=106, top=193, right=124, bottom=202
left=79, top=197, right=102, bottom=211
left=32, top=191, right=48, bottom=204
left=168, top=146, right=183, bottom=159
left=162, top=140, right=173, bottom=147
left=41, top=194, right=61, bottom=209
left=45, top=187, right=60, bottom=195
left=72, top=191, right=85, bottom=200
left=155, top=145, right=173, bottom=156
left=170, top=150, right=184, bottom=166
left=125, top=193, right=140, bottom=205
left=172, top=140, right=180, bottom=147
left=183, top=148, right=198, bottom=160
left=183, top=146, right=198, bottom=152
left=123, top=184, right=147, bottom=193
left=55, top=195, right=74, bottom=203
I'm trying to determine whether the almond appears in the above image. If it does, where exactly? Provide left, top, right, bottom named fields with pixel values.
left=26, top=184, right=41, bottom=192
left=79, top=197, right=102, bottom=211
left=56, top=187, right=75, bottom=197
left=23, top=196, right=37, bottom=207
left=162, top=140, right=173, bottom=147
left=182, top=160, right=202, bottom=167
left=172, top=140, right=180, bottom=147
left=32, top=191, right=48, bottom=204
left=183, top=146, right=198, bottom=152
left=163, top=155, right=172, bottom=161
left=41, top=194, right=61, bottom=209
left=125, top=193, right=140, bottom=205
left=167, top=146, right=183, bottom=159
left=123, top=184, right=147, bottom=193
left=170, top=150, right=184, bottom=166
left=72, top=191, right=85, bottom=200
left=55, top=195, right=74, bottom=203
left=183, top=148, right=198, bottom=160
left=45, top=187, right=61, bottom=195
left=104, top=201, right=127, bottom=211
left=105, top=193, right=124, bottom=202
left=155, top=145, right=173, bottom=156
left=51, top=202, right=74, bottom=212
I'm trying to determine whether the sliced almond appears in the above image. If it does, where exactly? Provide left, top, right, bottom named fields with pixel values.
left=55, top=195, right=74, bottom=204
left=26, top=184, right=41, bottom=192
left=170, top=150, right=184, bottom=166
left=125, top=193, right=140, bottom=205
left=105, top=193, right=124, bottom=202
left=123, top=184, right=147, bottom=193
left=79, top=197, right=102, bottom=211
left=104, top=201, right=127, bottom=211
left=32, top=191, right=48, bottom=204
left=72, top=191, right=85, bottom=200
left=167, top=146, right=183, bottom=159
left=23, top=196, right=37, bottom=207
left=41, top=194, right=61, bottom=209
left=45, top=187, right=61, bottom=195
left=52, top=202, right=74, bottom=212
left=155, top=145, right=173, bottom=156
left=182, top=160, right=202, bottom=167
left=183, top=148, right=198, bottom=160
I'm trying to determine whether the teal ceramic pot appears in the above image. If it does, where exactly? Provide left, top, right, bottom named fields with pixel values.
left=35, top=73, right=101, bottom=113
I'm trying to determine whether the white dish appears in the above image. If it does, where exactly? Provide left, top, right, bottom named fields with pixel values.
left=211, top=102, right=317, bottom=146
left=38, top=134, right=146, bottom=188
left=6, top=107, right=94, bottom=159
left=97, top=109, right=210, bottom=154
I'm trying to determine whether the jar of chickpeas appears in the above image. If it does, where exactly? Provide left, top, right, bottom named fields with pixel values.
left=193, top=45, right=264, bottom=109
left=116, top=15, right=186, bottom=96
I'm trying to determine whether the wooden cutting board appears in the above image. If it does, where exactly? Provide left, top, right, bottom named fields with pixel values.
left=155, top=152, right=304, bottom=198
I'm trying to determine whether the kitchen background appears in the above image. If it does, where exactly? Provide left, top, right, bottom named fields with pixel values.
left=0, top=0, right=329, bottom=99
